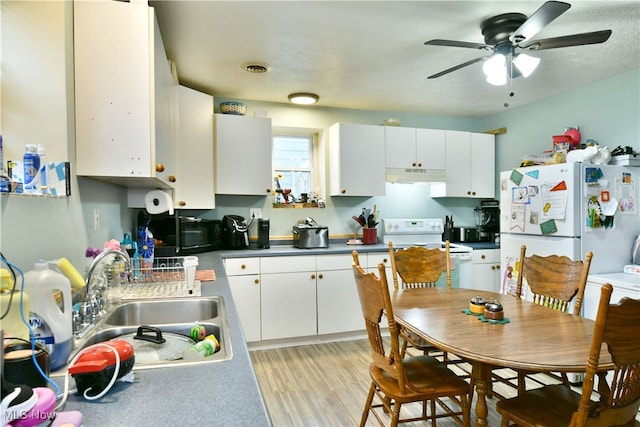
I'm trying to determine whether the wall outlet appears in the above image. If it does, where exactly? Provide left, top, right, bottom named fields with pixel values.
left=93, top=208, right=100, bottom=231
left=250, top=208, right=262, bottom=219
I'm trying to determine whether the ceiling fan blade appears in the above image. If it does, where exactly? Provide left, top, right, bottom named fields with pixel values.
left=427, top=56, right=487, bottom=79
left=424, top=39, right=491, bottom=50
left=522, top=30, right=612, bottom=50
left=509, top=1, right=571, bottom=44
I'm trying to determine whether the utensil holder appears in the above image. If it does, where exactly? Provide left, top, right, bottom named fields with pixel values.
left=363, top=228, right=377, bottom=245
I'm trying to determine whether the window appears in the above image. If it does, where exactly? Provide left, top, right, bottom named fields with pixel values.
left=272, top=133, right=315, bottom=203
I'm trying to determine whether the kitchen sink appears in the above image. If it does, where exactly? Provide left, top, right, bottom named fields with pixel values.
left=104, top=297, right=219, bottom=326
left=56, top=296, right=232, bottom=374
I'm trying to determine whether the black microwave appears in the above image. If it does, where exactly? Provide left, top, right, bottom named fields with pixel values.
left=141, top=212, right=222, bottom=256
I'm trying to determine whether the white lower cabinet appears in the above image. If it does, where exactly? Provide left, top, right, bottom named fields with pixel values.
left=470, top=249, right=501, bottom=292
left=225, top=258, right=261, bottom=342
left=225, top=254, right=366, bottom=343
left=317, top=255, right=363, bottom=335
left=260, top=256, right=317, bottom=340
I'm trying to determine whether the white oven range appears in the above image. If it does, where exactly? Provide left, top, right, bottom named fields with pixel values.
left=382, top=218, right=473, bottom=288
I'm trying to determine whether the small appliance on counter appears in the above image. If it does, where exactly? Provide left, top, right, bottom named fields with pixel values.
left=222, top=215, right=249, bottom=249
left=293, top=217, right=329, bottom=249
left=475, top=199, right=500, bottom=242
left=141, top=211, right=221, bottom=255
left=258, top=218, right=270, bottom=249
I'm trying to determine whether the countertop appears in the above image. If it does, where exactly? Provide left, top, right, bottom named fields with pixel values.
left=53, top=252, right=271, bottom=427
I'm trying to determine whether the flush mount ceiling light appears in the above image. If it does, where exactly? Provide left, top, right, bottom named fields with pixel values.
left=288, top=93, right=319, bottom=105
left=240, top=62, right=270, bottom=73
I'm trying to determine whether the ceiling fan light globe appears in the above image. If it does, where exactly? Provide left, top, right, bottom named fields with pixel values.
left=486, top=73, right=507, bottom=86
left=482, top=54, right=505, bottom=75
left=513, top=53, right=540, bottom=78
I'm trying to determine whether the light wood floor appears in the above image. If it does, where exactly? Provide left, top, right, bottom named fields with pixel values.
left=250, top=338, right=640, bottom=427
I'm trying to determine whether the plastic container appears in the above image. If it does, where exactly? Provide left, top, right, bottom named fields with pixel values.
left=23, top=144, right=40, bottom=194
left=37, top=144, right=50, bottom=194
left=182, top=334, right=220, bottom=360
left=23, top=261, right=73, bottom=370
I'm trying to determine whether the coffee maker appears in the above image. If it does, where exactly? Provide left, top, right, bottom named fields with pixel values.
left=475, top=200, right=500, bottom=242
left=257, top=218, right=270, bottom=249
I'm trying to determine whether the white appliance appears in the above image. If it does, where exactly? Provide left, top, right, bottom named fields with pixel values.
left=382, top=218, right=473, bottom=288
left=499, top=162, right=639, bottom=295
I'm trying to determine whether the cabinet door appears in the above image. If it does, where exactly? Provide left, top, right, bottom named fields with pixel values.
left=470, top=133, right=495, bottom=198
left=444, top=130, right=471, bottom=197
left=228, top=274, right=261, bottom=342
left=470, top=249, right=500, bottom=292
left=317, top=268, right=363, bottom=334
left=74, top=2, right=174, bottom=186
left=385, top=127, right=416, bottom=168
left=214, top=114, right=272, bottom=195
left=329, top=123, right=385, bottom=196
left=416, top=128, right=446, bottom=170
left=175, top=86, right=214, bottom=209
left=261, top=271, right=317, bottom=340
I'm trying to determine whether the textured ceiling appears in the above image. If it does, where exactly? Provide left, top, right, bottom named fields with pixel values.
left=150, top=1, right=640, bottom=118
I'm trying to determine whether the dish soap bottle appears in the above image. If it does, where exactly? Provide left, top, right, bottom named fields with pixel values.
left=23, top=261, right=73, bottom=369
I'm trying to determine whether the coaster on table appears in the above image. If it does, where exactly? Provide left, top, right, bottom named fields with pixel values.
left=478, top=315, right=510, bottom=324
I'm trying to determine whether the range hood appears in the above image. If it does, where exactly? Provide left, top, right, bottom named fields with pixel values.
left=385, top=168, right=446, bottom=184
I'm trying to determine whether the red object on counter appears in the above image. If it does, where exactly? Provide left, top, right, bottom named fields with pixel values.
left=564, top=127, right=581, bottom=146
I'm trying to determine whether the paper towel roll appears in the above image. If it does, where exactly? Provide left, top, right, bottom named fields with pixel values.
left=144, top=190, right=174, bottom=215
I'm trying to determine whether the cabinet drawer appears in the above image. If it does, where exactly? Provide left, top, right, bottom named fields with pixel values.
left=224, top=258, right=260, bottom=276
left=317, top=254, right=353, bottom=271
left=261, top=256, right=316, bottom=274
left=472, top=249, right=500, bottom=264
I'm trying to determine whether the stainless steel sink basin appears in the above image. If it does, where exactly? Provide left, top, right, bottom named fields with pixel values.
left=105, top=297, right=219, bottom=326
left=58, top=296, right=232, bottom=374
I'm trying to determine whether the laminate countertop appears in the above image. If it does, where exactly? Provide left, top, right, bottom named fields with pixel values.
left=53, top=252, right=270, bottom=427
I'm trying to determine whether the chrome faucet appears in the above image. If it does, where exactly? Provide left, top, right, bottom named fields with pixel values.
left=75, top=249, right=131, bottom=335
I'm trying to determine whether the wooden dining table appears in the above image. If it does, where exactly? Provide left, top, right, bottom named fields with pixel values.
left=390, top=287, right=613, bottom=427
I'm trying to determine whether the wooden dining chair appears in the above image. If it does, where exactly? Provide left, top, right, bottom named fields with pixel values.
left=388, top=242, right=460, bottom=363
left=351, top=251, right=471, bottom=427
left=496, top=283, right=640, bottom=427
left=512, top=244, right=594, bottom=393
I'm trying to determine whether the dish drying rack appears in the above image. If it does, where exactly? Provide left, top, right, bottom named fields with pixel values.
left=110, top=256, right=201, bottom=299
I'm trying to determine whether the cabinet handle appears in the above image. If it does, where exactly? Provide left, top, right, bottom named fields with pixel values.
left=412, top=162, right=417, bottom=167
left=383, top=258, right=388, bottom=264
left=341, top=189, right=346, bottom=194
left=417, top=162, right=422, bottom=167
left=169, top=175, right=176, bottom=183
left=156, top=163, right=165, bottom=173
left=467, top=191, right=472, bottom=195
left=471, top=191, right=476, bottom=195
left=266, top=188, right=271, bottom=193
left=311, top=274, right=316, bottom=279
left=254, top=279, right=259, bottom=284
left=481, top=254, right=486, bottom=260
left=178, top=201, right=186, bottom=206
left=241, top=264, right=246, bottom=270
left=318, top=274, right=323, bottom=279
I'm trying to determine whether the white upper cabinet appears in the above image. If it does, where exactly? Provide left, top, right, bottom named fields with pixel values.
left=385, top=127, right=445, bottom=170
left=74, top=1, right=176, bottom=188
left=174, top=86, right=214, bottom=209
left=431, top=130, right=495, bottom=198
left=329, top=123, right=385, bottom=196
left=214, top=114, right=272, bottom=196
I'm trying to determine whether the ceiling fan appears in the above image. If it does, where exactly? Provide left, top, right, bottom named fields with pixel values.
left=424, top=1, right=612, bottom=85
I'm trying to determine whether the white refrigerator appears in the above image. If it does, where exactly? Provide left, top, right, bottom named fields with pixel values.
left=499, top=162, right=639, bottom=295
